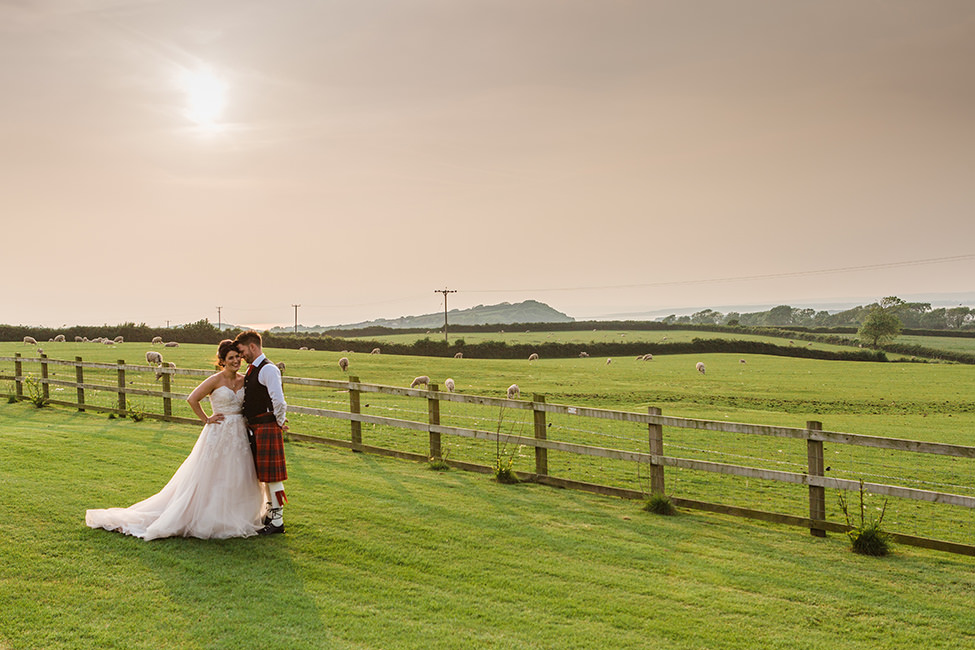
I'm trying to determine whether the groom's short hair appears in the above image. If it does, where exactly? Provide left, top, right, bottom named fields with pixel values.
left=235, top=330, right=262, bottom=348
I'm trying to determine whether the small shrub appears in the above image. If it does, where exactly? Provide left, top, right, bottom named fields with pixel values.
left=643, top=493, right=677, bottom=516
left=493, top=456, right=518, bottom=484
left=838, top=480, right=891, bottom=557
left=127, top=402, right=146, bottom=422
left=428, top=449, right=451, bottom=471
left=7, top=395, right=17, bottom=404
left=24, top=375, right=49, bottom=408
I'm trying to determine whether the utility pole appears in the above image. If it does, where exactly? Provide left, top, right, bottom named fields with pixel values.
left=216, top=306, right=222, bottom=331
left=292, top=304, right=301, bottom=334
left=434, top=288, right=457, bottom=344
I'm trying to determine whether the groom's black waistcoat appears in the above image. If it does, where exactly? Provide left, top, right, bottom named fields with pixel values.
left=243, top=358, right=274, bottom=423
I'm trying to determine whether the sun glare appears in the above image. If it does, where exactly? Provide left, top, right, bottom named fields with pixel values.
left=177, top=66, right=227, bottom=130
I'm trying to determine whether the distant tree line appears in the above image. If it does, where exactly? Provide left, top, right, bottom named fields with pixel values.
left=664, top=302, right=975, bottom=331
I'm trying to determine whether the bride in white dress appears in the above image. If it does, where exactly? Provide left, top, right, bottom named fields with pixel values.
left=86, top=340, right=265, bottom=540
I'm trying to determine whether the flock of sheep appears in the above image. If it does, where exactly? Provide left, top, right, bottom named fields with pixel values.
left=20, top=336, right=724, bottom=400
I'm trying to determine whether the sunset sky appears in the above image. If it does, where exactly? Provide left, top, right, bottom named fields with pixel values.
left=3, top=1, right=974, bottom=329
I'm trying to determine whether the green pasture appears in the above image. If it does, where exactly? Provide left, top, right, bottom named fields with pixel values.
left=347, top=327, right=856, bottom=352
left=3, top=403, right=975, bottom=649
left=3, top=341, right=974, bottom=546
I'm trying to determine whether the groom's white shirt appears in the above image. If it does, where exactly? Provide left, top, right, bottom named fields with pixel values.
left=250, top=353, right=287, bottom=426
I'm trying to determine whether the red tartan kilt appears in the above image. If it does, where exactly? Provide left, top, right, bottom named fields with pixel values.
left=250, top=421, right=288, bottom=483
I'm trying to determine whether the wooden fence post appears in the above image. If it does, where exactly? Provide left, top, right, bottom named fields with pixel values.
left=75, top=356, right=85, bottom=412
left=40, top=353, right=49, bottom=400
left=807, top=420, right=826, bottom=537
left=14, top=353, right=23, bottom=399
left=534, top=394, right=548, bottom=476
left=162, top=369, right=172, bottom=418
left=117, top=359, right=126, bottom=416
left=428, top=383, right=441, bottom=460
left=648, top=407, right=665, bottom=495
left=349, top=375, right=362, bottom=451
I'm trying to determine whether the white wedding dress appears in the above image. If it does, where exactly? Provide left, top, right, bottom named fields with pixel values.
left=86, top=386, right=265, bottom=540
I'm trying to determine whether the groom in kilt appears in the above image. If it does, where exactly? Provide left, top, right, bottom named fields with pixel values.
left=235, top=330, right=289, bottom=535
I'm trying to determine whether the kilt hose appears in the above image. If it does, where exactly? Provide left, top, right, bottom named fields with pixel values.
left=249, top=418, right=288, bottom=483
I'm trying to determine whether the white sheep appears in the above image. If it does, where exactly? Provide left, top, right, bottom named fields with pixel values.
left=151, top=336, right=163, bottom=345
left=642, top=353, right=653, bottom=361
left=506, top=384, right=520, bottom=399
left=338, top=357, right=349, bottom=372
left=114, top=336, right=124, bottom=343
left=606, top=358, right=612, bottom=365
left=74, top=336, right=84, bottom=342
left=103, top=340, right=116, bottom=345
left=146, top=350, right=163, bottom=365
left=410, top=375, right=430, bottom=389
left=371, top=348, right=381, bottom=355
left=528, top=353, right=539, bottom=361
left=444, top=378, right=455, bottom=393
left=23, top=336, right=37, bottom=345
left=54, top=334, right=65, bottom=342
left=155, top=361, right=175, bottom=381
left=165, top=342, right=179, bottom=348
left=579, top=351, right=589, bottom=358
left=696, top=361, right=706, bottom=374
left=454, top=352, right=463, bottom=359
left=299, top=346, right=308, bottom=351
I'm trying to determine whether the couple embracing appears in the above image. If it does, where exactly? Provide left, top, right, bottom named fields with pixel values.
left=86, top=331, right=289, bottom=540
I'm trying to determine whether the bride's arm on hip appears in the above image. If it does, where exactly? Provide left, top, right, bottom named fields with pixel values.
left=187, top=374, right=224, bottom=425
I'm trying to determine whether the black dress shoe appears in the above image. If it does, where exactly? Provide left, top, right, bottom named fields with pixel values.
left=258, top=522, right=285, bottom=535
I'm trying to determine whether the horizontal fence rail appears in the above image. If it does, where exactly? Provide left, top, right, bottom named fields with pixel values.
left=3, top=354, right=974, bottom=556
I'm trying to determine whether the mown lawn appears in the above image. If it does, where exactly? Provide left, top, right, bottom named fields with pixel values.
left=2, top=402, right=975, bottom=649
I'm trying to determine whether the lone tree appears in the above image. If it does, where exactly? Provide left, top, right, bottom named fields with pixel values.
left=858, top=296, right=904, bottom=347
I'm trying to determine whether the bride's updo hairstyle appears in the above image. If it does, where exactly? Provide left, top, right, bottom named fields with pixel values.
left=215, top=339, right=241, bottom=368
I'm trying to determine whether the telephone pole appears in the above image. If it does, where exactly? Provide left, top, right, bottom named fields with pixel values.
left=292, top=304, right=301, bottom=334
left=216, top=306, right=222, bottom=331
left=434, top=288, right=457, bottom=343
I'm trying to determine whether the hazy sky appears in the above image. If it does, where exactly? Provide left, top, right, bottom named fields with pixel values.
left=3, top=1, right=974, bottom=328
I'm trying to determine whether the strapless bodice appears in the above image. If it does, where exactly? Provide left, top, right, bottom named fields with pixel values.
left=210, top=385, right=244, bottom=416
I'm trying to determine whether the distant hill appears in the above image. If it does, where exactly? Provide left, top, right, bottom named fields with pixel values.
left=272, top=300, right=574, bottom=333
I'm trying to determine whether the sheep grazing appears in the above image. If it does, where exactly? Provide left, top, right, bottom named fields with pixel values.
left=114, top=336, right=124, bottom=344
left=506, top=384, right=520, bottom=399
left=696, top=362, right=706, bottom=374
left=151, top=336, right=163, bottom=345
left=641, top=353, right=653, bottom=361
left=146, top=350, right=163, bottom=365
left=276, top=362, right=286, bottom=374
left=23, top=336, right=37, bottom=345
left=579, top=351, right=589, bottom=358
left=165, top=342, right=179, bottom=348
left=74, top=336, right=84, bottom=342
left=444, top=378, right=455, bottom=393
left=54, top=334, right=65, bottom=343
left=528, top=353, right=539, bottom=361
left=371, top=348, right=381, bottom=355
left=299, top=347, right=308, bottom=351
left=155, top=361, right=175, bottom=381
left=606, top=358, right=612, bottom=364
left=338, top=357, right=349, bottom=372
left=410, top=375, right=430, bottom=389
left=454, top=352, right=463, bottom=359
left=103, top=340, right=116, bottom=345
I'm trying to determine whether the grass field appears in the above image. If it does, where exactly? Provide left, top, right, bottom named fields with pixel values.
left=3, top=340, right=974, bottom=546
left=3, top=402, right=975, bottom=649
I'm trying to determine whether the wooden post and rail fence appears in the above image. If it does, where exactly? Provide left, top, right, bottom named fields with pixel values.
left=2, top=354, right=974, bottom=556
